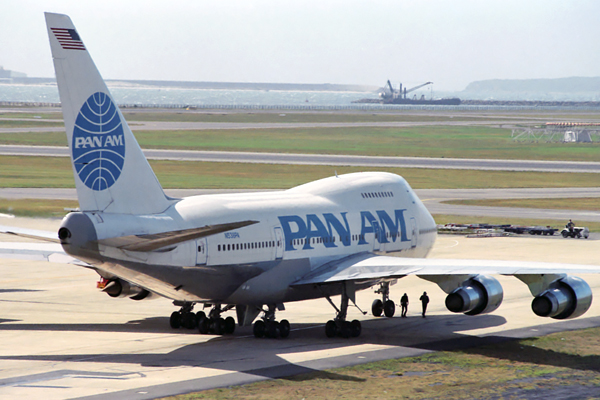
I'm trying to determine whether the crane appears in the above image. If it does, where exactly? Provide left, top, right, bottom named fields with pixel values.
left=402, top=81, right=433, bottom=99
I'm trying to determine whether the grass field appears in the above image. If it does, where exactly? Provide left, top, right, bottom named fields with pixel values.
left=160, top=327, right=600, bottom=400
left=1, top=155, right=599, bottom=190
left=0, top=125, right=599, bottom=161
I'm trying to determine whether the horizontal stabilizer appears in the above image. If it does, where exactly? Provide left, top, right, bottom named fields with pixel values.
left=97, top=220, right=259, bottom=252
left=0, top=225, right=59, bottom=243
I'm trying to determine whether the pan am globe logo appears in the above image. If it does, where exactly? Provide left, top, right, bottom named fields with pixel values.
left=72, top=92, right=126, bottom=191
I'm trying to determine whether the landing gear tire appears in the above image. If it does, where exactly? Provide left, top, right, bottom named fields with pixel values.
left=214, top=317, right=226, bottom=335
left=253, top=320, right=266, bottom=338
left=325, top=320, right=337, bottom=338
left=224, top=316, right=236, bottom=335
left=372, top=299, right=383, bottom=317
left=350, top=320, right=362, bottom=337
left=384, top=300, right=395, bottom=318
left=182, top=312, right=198, bottom=329
left=195, top=311, right=206, bottom=327
left=198, top=316, right=210, bottom=334
left=265, top=321, right=279, bottom=338
left=279, top=319, right=290, bottom=338
left=169, top=311, right=181, bottom=329
left=340, top=321, right=352, bottom=338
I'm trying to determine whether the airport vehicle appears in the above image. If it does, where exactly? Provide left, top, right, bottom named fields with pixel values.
left=561, top=227, right=590, bottom=239
left=528, top=226, right=558, bottom=236
left=2, top=13, right=600, bottom=339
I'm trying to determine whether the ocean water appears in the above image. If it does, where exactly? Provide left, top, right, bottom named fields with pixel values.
left=0, top=83, right=379, bottom=107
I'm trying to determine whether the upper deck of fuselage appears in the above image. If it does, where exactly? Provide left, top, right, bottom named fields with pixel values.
left=173, top=172, right=417, bottom=222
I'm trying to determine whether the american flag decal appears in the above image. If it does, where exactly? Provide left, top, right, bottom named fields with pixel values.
left=51, top=28, right=86, bottom=50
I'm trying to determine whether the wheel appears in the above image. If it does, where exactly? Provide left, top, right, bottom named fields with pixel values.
left=224, top=316, right=236, bottom=334
left=215, top=317, right=226, bottom=335
left=350, top=320, right=361, bottom=338
left=372, top=299, right=383, bottom=317
left=325, top=320, right=337, bottom=338
left=195, top=311, right=206, bottom=326
left=198, top=316, right=210, bottom=334
left=562, top=231, right=568, bottom=238
left=182, top=312, right=197, bottom=329
left=169, top=311, right=181, bottom=329
left=253, top=320, right=265, bottom=338
left=279, top=319, right=290, bottom=338
left=384, top=300, right=395, bottom=318
left=340, top=321, right=352, bottom=338
left=265, top=321, right=279, bottom=338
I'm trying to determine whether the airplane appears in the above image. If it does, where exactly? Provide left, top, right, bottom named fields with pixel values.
left=1, top=12, right=600, bottom=339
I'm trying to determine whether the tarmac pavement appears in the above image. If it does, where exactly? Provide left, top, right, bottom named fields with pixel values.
left=1, top=217, right=600, bottom=399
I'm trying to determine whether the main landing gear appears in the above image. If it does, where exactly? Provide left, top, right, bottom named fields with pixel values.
left=372, top=282, right=395, bottom=318
left=324, top=283, right=363, bottom=338
left=169, top=302, right=236, bottom=335
left=253, top=304, right=290, bottom=339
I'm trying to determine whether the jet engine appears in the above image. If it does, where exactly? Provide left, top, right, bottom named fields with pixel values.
left=531, top=276, right=592, bottom=320
left=445, top=275, right=503, bottom=315
left=104, top=279, right=154, bottom=300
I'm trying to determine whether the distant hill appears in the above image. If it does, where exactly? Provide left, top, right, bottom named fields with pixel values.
left=461, top=77, right=600, bottom=101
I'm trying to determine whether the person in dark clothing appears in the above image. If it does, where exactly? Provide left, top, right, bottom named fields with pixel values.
left=419, top=291, right=429, bottom=318
left=400, top=293, right=409, bottom=317
left=566, top=219, right=575, bottom=233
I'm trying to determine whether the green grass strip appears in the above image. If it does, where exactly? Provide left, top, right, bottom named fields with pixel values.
left=1, top=125, right=599, bottom=161
left=1, top=156, right=599, bottom=190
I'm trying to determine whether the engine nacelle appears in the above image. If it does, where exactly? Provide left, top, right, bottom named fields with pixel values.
left=531, top=276, right=592, bottom=320
left=445, top=275, right=504, bottom=315
left=104, top=279, right=154, bottom=300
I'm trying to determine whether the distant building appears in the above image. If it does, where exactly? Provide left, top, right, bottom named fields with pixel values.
left=0, top=66, right=27, bottom=82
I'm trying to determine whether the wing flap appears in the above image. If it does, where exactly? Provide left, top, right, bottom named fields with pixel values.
left=97, top=220, right=259, bottom=252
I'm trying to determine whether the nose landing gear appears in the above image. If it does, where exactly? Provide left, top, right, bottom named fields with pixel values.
left=372, top=282, right=395, bottom=318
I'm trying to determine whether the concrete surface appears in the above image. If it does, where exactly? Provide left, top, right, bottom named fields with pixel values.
left=1, top=217, right=600, bottom=399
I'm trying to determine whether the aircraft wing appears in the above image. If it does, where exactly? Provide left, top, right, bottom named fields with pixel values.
left=0, top=225, right=59, bottom=243
left=0, top=242, right=88, bottom=266
left=291, top=252, right=600, bottom=286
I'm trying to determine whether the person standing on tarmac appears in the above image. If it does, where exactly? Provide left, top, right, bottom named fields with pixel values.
left=419, top=291, right=430, bottom=318
left=400, top=293, right=409, bottom=317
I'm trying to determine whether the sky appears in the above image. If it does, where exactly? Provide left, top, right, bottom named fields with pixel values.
left=2, top=0, right=600, bottom=91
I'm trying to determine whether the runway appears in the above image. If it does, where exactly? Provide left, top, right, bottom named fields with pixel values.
left=1, top=217, right=600, bottom=399
left=1, top=144, right=600, bottom=173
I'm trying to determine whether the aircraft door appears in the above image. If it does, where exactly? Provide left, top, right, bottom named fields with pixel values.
left=196, top=237, right=207, bottom=265
left=274, top=227, right=284, bottom=259
left=410, top=217, right=417, bottom=248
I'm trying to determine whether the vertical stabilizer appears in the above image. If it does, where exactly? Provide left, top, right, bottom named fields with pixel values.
left=45, top=13, right=172, bottom=215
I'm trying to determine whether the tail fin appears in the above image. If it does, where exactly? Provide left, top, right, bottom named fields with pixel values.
left=45, top=13, right=172, bottom=215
